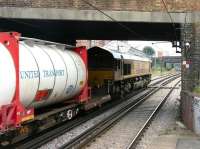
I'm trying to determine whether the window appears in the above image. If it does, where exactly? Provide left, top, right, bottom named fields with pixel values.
left=123, top=64, right=131, bottom=75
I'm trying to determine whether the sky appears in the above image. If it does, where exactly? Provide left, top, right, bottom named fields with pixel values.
left=128, top=41, right=181, bottom=57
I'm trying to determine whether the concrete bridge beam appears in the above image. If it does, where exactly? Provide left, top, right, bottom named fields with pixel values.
left=0, top=7, right=197, bottom=23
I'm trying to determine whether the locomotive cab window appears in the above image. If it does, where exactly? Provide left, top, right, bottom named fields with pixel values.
left=123, top=64, right=131, bottom=75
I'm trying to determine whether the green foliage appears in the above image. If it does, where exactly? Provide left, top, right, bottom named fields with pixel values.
left=151, top=67, right=175, bottom=77
left=143, top=46, right=155, bottom=57
left=193, top=86, right=200, bottom=95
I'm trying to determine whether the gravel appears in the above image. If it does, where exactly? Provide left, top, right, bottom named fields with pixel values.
left=136, top=83, right=181, bottom=149
left=39, top=88, right=150, bottom=149
left=84, top=79, right=180, bottom=149
left=39, top=77, right=179, bottom=149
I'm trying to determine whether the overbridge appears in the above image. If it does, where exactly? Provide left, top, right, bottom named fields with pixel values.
left=162, top=56, right=181, bottom=64
left=0, top=1, right=199, bottom=42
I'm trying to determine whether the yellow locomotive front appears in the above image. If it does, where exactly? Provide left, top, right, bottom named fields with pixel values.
left=88, top=47, right=114, bottom=89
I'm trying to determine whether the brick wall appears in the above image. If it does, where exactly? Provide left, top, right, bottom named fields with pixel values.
left=76, top=40, right=110, bottom=49
left=181, top=23, right=193, bottom=92
left=0, top=0, right=199, bottom=11
left=181, top=22, right=200, bottom=132
left=181, top=23, right=200, bottom=92
left=76, top=40, right=91, bottom=49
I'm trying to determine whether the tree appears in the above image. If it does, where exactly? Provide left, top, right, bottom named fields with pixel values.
left=143, top=46, right=155, bottom=58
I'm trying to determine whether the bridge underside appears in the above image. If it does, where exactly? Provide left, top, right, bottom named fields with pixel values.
left=0, top=19, right=180, bottom=44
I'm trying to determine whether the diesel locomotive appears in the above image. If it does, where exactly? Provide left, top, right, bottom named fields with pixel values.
left=88, top=41, right=151, bottom=99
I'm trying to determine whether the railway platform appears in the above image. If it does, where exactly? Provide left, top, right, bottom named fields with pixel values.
left=148, top=125, right=199, bottom=149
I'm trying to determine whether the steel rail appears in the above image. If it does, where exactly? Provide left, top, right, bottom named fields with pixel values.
left=59, top=75, right=180, bottom=149
left=126, top=79, right=181, bottom=149
left=150, top=73, right=179, bottom=83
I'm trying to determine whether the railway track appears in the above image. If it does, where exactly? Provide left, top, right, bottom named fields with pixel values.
left=151, top=73, right=174, bottom=81
left=126, top=79, right=180, bottom=149
left=149, top=73, right=177, bottom=86
left=59, top=75, right=180, bottom=149
left=11, top=74, right=179, bottom=149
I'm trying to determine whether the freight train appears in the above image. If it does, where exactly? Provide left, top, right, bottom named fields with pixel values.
left=0, top=32, right=151, bottom=145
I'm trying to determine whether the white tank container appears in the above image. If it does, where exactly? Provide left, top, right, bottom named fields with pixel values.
left=0, top=43, right=16, bottom=106
left=0, top=40, right=87, bottom=108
